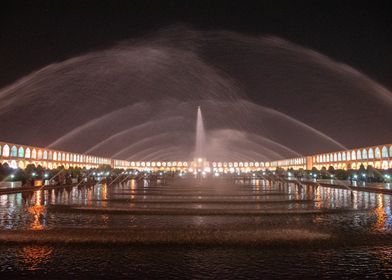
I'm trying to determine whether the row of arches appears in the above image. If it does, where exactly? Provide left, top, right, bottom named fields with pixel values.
left=1, top=159, right=100, bottom=170
left=0, top=143, right=111, bottom=165
left=1, top=140, right=391, bottom=171
left=130, top=161, right=189, bottom=167
left=313, top=160, right=392, bottom=171
left=314, top=146, right=391, bottom=164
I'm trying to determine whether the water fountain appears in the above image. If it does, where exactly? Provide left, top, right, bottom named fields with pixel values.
left=195, top=106, right=206, bottom=158
left=0, top=27, right=390, bottom=160
left=194, top=106, right=208, bottom=174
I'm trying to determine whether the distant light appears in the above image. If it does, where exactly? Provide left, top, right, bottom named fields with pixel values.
left=197, top=158, right=203, bottom=163
left=288, top=172, right=292, bottom=177
left=353, top=174, right=358, bottom=179
left=44, top=173, right=49, bottom=178
left=252, top=173, right=256, bottom=177
left=362, top=173, right=366, bottom=177
left=313, top=174, right=317, bottom=178
left=10, top=174, right=15, bottom=179
left=214, top=172, right=219, bottom=177
left=385, top=174, right=391, bottom=179
left=202, top=171, right=206, bottom=175
left=330, top=174, right=334, bottom=178
left=32, top=172, right=36, bottom=177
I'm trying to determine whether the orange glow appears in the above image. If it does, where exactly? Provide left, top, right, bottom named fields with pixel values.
left=18, top=246, right=53, bottom=271
left=27, top=190, right=45, bottom=230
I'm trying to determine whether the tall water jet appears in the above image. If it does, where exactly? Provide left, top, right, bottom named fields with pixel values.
left=195, top=106, right=206, bottom=159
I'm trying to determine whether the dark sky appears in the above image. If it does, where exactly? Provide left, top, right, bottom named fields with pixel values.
left=0, top=0, right=391, bottom=160
left=1, top=0, right=391, bottom=89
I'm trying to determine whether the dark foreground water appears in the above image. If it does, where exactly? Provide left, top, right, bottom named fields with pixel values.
left=1, top=177, right=392, bottom=279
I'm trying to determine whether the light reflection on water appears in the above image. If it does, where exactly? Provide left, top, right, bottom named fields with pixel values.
left=16, top=245, right=53, bottom=271
left=1, top=179, right=392, bottom=277
left=0, top=179, right=391, bottom=233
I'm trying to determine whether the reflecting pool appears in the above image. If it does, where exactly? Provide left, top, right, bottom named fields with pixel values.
left=1, top=178, right=392, bottom=278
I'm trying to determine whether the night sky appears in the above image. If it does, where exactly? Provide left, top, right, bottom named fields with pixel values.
left=0, top=1, right=391, bottom=161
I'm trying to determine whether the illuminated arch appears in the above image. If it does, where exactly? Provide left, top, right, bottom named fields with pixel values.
left=368, top=148, right=374, bottom=159
left=18, top=147, right=24, bottom=158
left=48, top=151, right=53, bottom=160
left=10, top=146, right=17, bottom=157
left=382, top=146, right=388, bottom=158
left=10, top=160, right=17, bottom=169
left=362, top=149, right=367, bottom=159
left=338, top=153, right=342, bottom=161
left=43, top=150, right=48, bottom=159
left=53, top=152, right=57, bottom=161
left=25, top=148, right=31, bottom=158
left=375, top=147, right=381, bottom=159
left=37, top=150, right=43, bottom=160
left=32, top=149, right=37, bottom=159
left=333, top=153, right=337, bottom=162
left=0, top=145, right=2, bottom=156
left=351, top=151, right=356, bottom=160
left=390, top=146, right=392, bottom=157
left=2, top=145, right=9, bottom=157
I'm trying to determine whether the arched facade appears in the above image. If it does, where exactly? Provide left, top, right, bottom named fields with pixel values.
left=0, top=140, right=391, bottom=172
left=0, top=141, right=110, bottom=170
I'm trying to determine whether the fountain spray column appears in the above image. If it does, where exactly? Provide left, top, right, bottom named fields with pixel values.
left=195, top=106, right=206, bottom=159
left=194, top=106, right=209, bottom=175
